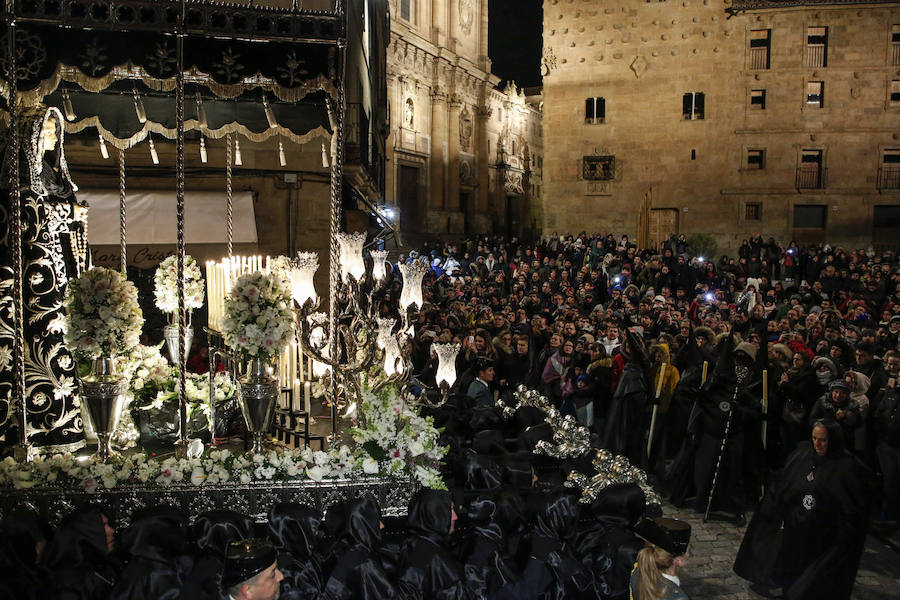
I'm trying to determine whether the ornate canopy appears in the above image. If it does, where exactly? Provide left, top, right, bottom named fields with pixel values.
left=1, top=0, right=343, bottom=147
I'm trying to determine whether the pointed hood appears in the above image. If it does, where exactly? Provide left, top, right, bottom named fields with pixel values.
left=267, top=503, right=323, bottom=559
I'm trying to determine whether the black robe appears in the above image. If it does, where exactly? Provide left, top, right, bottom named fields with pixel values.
left=323, top=496, right=397, bottom=600
left=397, top=489, right=473, bottom=600
left=733, top=439, right=871, bottom=600
left=268, top=503, right=326, bottom=600
left=0, top=107, right=86, bottom=451
left=108, top=506, right=191, bottom=600
left=602, top=330, right=650, bottom=465
left=42, top=508, right=121, bottom=600
left=178, top=510, right=254, bottom=600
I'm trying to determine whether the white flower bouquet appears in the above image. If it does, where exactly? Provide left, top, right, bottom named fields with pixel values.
left=117, top=343, right=171, bottom=408
left=63, top=267, right=144, bottom=360
left=351, top=384, right=448, bottom=489
left=153, top=254, right=205, bottom=316
left=221, top=271, right=294, bottom=361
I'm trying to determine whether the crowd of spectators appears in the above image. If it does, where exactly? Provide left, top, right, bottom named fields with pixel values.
left=3, top=231, right=899, bottom=600
left=391, top=232, right=900, bottom=524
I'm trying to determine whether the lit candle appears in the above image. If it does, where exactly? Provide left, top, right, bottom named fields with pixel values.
left=433, top=343, right=460, bottom=388
left=398, top=261, right=428, bottom=311
left=371, top=249, right=389, bottom=282
left=290, top=252, right=319, bottom=306
left=336, top=232, right=367, bottom=281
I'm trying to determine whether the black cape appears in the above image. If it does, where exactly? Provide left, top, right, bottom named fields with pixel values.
left=733, top=439, right=871, bottom=600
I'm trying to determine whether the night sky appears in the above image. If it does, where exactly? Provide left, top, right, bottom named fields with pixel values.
left=489, top=0, right=543, bottom=89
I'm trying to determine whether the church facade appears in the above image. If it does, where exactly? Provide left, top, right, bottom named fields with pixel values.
left=385, top=0, right=543, bottom=239
left=541, top=0, right=900, bottom=252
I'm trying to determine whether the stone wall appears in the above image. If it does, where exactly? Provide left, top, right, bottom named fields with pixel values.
left=541, top=0, right=900, bottom=253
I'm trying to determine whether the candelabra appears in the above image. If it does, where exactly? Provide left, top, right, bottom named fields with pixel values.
left=290, top=237, right=456, bottom=438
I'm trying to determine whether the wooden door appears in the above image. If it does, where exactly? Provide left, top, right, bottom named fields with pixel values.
left=649, top=208, right=679, bottom=251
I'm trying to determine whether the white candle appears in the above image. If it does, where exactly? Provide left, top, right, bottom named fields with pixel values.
left=304, top=381, right=311, bottom=413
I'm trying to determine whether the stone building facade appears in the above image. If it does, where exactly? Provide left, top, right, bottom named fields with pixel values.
left=385, top=0, right=543, bottom=239
left=541, top=0, right=900, bottom=252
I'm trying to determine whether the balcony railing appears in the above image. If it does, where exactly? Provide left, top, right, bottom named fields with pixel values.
left=893, top=43, right=900, bottom=66
left=806, top=45, right=826, bottom=67
left=878, top=166, right=900, bottom=190
left=749, top=47, right=769, bottom=69
left=796, top=167, right=826, bottom=189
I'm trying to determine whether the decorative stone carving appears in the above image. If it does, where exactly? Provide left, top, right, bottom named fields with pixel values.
left=459, top=107, right=473, bottom=152
left=583, top=155, right=616, bottom=181
left=504, top=171, right=525, bottom=196
left=459, top=0, right=475, bottom=37
left=459, top=153, right=476, bottom=187
left=542, top=46, right=558, bottom=76
left=405, top=98, right=414, bottom=128
left=630, top=55, right=648, bottom=78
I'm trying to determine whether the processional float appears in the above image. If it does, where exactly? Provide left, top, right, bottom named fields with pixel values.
left=0, top=0, right=456, bottom=521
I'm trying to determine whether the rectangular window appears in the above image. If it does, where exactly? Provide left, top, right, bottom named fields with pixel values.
left=583, top=155, right=616, bottom=181
left=793, top=204, right=827, bottom=229
left=878, top=148, right=900, bottom=190
left=749, top=29, right=771, bottom=69
left=807, top=26, right=828, bottom=67
left=750, top=89, right=766, bottom=110
left=892, top=80, right=900, bottom=106
left=874, top=205, right=900, bottom=226
left=585, top=97, right=606, bottom=124
left=807, top=81, right=824, bottom=108
left=797, top=149, right=824, bottom=189
left=682, top=92, right=705, bottom=120
left=893, top=25, right=900, bottom=66
left=745, top=203, right=762, bottom=220
left=747, top=149, right=765, bottom=170
left=400, top=0, right=412, bottom=22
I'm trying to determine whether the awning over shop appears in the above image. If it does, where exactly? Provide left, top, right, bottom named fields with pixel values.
left=84, top=190, right=257, bottom=245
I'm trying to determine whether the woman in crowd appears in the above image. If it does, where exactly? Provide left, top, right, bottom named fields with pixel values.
left=630, top=517, right=692, bottom=600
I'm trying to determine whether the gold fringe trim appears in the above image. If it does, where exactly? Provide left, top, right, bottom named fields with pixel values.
left=1, top=62, right=337, bottom=106
left=64, top=116, right=332, bottom=150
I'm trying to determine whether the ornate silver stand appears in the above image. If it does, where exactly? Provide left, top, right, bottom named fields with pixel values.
left=238, top=357, right=279, bottom=453
left=79, top=358, right=126, bottom=462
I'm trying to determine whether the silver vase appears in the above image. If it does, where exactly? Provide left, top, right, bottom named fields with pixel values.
left=238, top=357, right=279, bottom=453
left=164, top=324, right=193, bottom=365
left=79, top=358, right=127, bottom=462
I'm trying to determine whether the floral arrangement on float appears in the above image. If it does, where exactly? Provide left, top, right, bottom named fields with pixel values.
left=153, top=254, right=205, bottom=364
left=221, top=271, right=294, bottom=361
left=0, top=378, right=447, bottom=491
left=64, top=267, right=143, bottom=361
left=351, top=383, right=447, bottom=489
left=63, top=267, right=144, bottom=461
left=221, top=270, right=299, bottom=453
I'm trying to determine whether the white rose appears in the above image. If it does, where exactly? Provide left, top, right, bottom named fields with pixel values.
left=362, top=458, right=379, bottom=475
left=306, top=466, right=324, bottom=481
left=190, top=467, right=207, bottom=486
left=240, top=473, right=252, bottom=484
left=408, top=440, right=425, bottom=457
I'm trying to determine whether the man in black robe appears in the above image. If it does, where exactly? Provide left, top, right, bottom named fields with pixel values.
left=733, top=419, right=872, bottom=600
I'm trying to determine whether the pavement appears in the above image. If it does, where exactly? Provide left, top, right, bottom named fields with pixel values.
left=664, top=503, right=900, bottom=600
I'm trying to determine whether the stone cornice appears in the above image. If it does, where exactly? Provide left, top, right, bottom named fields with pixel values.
left=729, top=0, right=900, bottom=12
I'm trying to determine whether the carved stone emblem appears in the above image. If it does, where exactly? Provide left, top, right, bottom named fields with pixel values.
left=542, top=46, right=558, bottom=76
left=459, top=0, right=475, bottom=37
left=504, top=171, right=524, bottom=196
left=630, top=55, right=648, bottom=79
